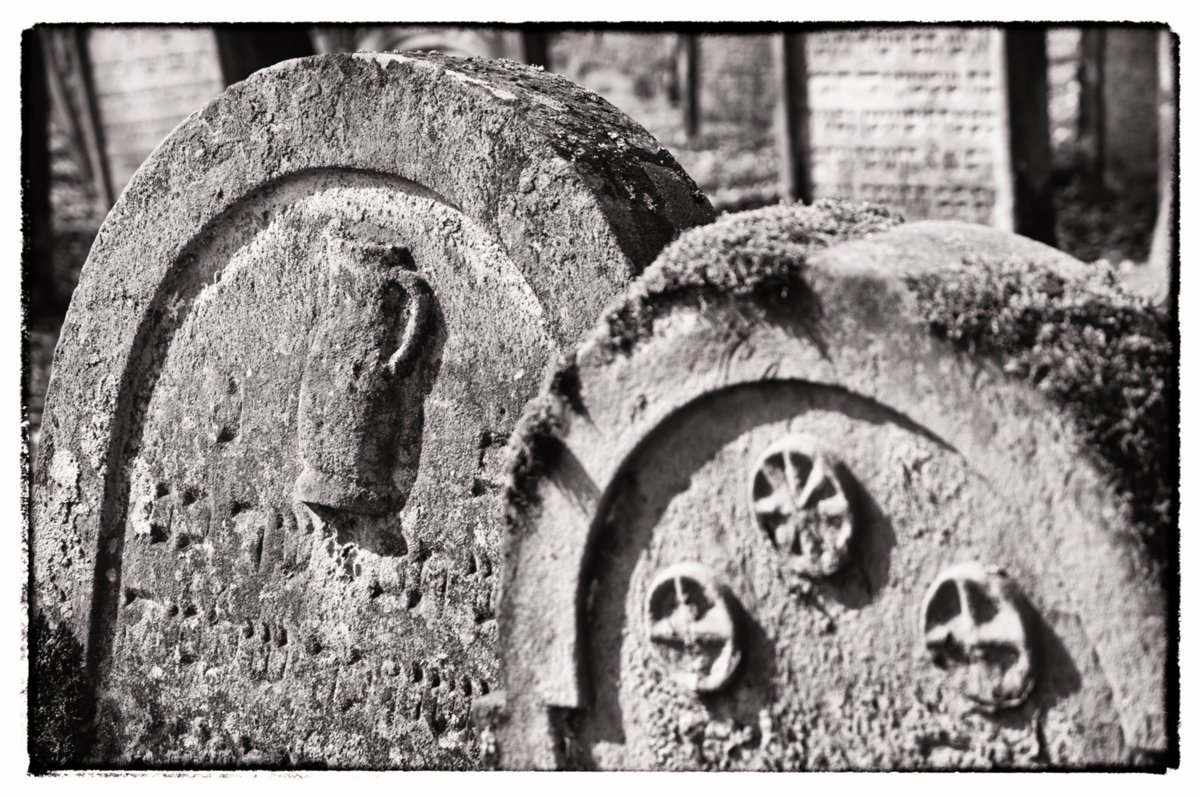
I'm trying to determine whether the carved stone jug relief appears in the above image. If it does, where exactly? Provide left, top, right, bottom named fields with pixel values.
left=31, top=52, right=713, bottom=767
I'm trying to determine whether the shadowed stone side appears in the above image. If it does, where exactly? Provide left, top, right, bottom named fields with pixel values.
left=29, top=613, right=90, bottom=772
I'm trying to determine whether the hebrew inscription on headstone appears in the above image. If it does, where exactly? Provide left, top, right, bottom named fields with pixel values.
left=805, top=29, right=1014, bottom=227
left=491, top=201, right=1169, bottom=770
left=31, top=52, right=712, bottom=768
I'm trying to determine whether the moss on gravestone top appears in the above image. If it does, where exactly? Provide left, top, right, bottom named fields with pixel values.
left=595, top=199, right=902, bottom=359
left=503, top=388, right=568, bottom=534
left=504, top=199, right=900, bottom=526
left=905, top=256, right=1174, bottom=560
left=507, top=201, right=1174, bottom=567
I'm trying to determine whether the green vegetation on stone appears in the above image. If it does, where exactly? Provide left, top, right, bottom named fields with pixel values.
left=906, top=256, right=1174, bottom=560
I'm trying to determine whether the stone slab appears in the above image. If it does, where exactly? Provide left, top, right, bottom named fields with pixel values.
left=805, top=29, right=1014, bottom=228
left=30, top=51, right=712, bottom=769
left=493, top=201, right=1170, bottom=769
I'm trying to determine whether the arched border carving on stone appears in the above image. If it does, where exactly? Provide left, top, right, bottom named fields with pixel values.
left=496, top=217, right=1166, bottom=767
left=31, top=52, right=714, bottom=760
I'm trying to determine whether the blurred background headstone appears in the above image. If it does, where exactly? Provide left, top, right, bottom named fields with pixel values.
left=795, top=29, right=1054, bottom=240
left=86, top=28, right=226, bottom=194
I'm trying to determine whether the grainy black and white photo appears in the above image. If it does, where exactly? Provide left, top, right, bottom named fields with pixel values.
left=20, top=18, right=1180, bottom=774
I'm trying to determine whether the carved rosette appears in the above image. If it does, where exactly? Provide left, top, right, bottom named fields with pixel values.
left=493, top=205, right=1167, bottom=770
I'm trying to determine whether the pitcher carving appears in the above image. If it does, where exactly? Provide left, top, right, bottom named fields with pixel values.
left=294, top=232, right=432, bottom=515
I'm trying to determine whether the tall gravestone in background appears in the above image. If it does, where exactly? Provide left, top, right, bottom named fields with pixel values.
left=491, top=202, right=1170, bottom=769
left=86, top=27, right=228, bottom=196
left=38, top=26, right=314, bottom=216
left=31, top=52, right=713, bottom=768
left=799, top=29, right=1053, bottom=240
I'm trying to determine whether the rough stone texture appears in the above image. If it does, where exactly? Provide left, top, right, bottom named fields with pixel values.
left=495, top=201, right=1171, bottom=770
left=30, top=52, right=712, bottom=769
left=893, top=233, right=1174, bottom=557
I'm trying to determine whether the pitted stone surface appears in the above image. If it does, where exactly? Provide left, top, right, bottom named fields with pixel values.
left=749, top=433, right=854, bottom=578
left=496, top=201, right=1170, bottom=770
left=921, top=562, right=1036, bottom=713
left=644, top=562, right=742, bottom=694
left=30, top=52, right=713, bottom=768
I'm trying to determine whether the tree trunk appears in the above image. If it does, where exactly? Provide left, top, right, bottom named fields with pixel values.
left=1004, top=28, right=1057, bottom=245
left=682, top=34, right=700, bottom=140
left=521, top=30, right=551, bottom=70
left=774, top=33, right=813, bottom=204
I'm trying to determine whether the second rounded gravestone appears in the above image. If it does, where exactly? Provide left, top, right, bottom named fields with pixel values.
left=31, top=52, right=713, bottom=767
left=492, top=201, right=1172, bottom=770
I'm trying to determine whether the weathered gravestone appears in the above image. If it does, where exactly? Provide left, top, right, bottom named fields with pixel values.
left=799, top=29, right=1053, bottom=240
left=30, top=52, right=713, bottom=768
left=490, top=200, right=1172, bottom=769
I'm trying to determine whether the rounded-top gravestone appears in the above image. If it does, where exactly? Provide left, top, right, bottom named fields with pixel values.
left=31, top=52, right=713, bottom=768
left=492, top=201, right=1171, bottom=770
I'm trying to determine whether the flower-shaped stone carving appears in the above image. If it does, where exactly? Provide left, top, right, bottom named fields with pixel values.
left=920, top=562, right=1036, bottom=712
left=645, top=563, right=741, bottom=694
left=749, top=434, right=854, bottom=577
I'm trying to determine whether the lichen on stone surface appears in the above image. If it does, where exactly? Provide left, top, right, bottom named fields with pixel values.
left=595, top=199, right=901, bottom=358
left=502, top=200, right=900, bottom=524
left=378, top=51, right=711, bottom=225
left=905, top=256, right=1175, bottom=560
